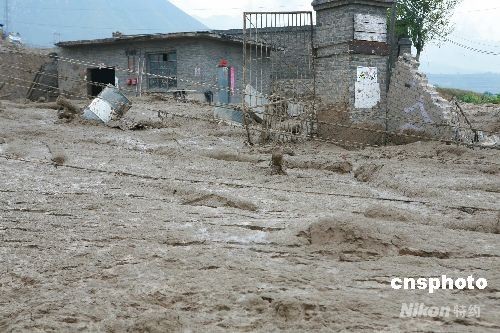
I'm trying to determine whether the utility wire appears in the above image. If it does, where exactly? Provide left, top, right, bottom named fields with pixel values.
left=448, top=34, right=500, bottom=49
left=455, top=6, right=500, bottom=13
left=444, top=38, right=500, bottom=56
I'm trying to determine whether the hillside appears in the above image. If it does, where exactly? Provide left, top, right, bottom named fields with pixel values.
left=4, top=0, right=208, bottom=47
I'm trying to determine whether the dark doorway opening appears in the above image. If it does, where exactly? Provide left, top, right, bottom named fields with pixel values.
left=87, top=68, right=115, bottom=96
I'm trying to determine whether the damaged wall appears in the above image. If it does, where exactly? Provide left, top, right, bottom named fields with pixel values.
left=387, top=54, right=454, bottom=144
left=0, top=48, right=51, bottom=101
left=271, top=79, right=315, bottom=100
left=312, top=0, right=393, bottom=146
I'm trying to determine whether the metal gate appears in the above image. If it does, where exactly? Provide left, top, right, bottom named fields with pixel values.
left=243, top=12, right=316, bottom=143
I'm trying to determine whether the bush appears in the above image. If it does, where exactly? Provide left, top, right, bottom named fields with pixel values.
left=436, top=87, right=500, bottom=105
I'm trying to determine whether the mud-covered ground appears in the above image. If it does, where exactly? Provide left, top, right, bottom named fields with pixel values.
left=0, top=98, right=499, bottom=332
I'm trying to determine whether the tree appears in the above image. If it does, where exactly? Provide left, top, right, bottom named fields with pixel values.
left=393, top=0, right=462, bottom=61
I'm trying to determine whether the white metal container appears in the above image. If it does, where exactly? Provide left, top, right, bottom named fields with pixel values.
left=83, top=85, right=132, bottom=123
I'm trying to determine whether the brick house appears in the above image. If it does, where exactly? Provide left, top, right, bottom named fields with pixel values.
left=56, top=31, right=251, bottom=103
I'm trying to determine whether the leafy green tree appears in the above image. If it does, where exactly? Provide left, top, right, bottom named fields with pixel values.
left=393, top=0, right=462, bottom=61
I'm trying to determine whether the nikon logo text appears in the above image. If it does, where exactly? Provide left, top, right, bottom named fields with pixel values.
left=400, top=303, right=450, bottom=318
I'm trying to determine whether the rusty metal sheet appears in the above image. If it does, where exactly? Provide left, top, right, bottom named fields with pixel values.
left=349, top=40, right=390, bottom=56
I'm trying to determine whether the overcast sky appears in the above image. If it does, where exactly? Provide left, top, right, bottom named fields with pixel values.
left=170, top=0, right=500, bottom=74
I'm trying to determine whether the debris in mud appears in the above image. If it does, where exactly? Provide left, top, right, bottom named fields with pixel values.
left=45, top=143, right=66, bottom=166
left=83, top=85, right=131, bottom=124
left=270, top=148, right=287, bottom=175
left=354, top=164, right=384, bottom=182
left=282, top=147, right=295, bottom=156
left=299, top=214, right=499, bottom=262
left=107, top=310, right=184, bottom=333
left=56, top=96, right=80, bottom=121
left=106, top=119, right=173, bottom=131
left=286, top=158, right=353, bottom=174
left=203, top=149, right=262, bottom=164
left=435, top=145, right=468, bottom=157
left=127, top=120, right=170, bottom=131
left=183, top=193, right=258, bottom=211
left=299, top=217, right=402, bottom=261
left=478, top=164, right=499, bottom=175
left=323, top=160, right=352, bottom=174
left=51, top=153, right=66, bottom=166
left=363, top=205, right=411, bottom=222
left=445, top=212, right=500, bottom=234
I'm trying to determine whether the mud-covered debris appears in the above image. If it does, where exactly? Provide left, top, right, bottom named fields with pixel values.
left=270, top=148, right=287, bottom=175
left=203, top=149, right=262, bottom=163
left=354, top=164, right=383, bottom=182
left=56, top=96, right=80, bottom=121
left=286, top=158, right=353, bottom=174
left=323, top=160, right=352, bottom=174
left=283, top=147, right=295, bottom=156
left=364, top=205, right=411, bottom=222
left=45, top=143, right=67, bottom=166
left=128, top=120, right=167, bottom=131
left=183, top=193, right=257, bottom=211
left=51, top=153, right=66, bottom=166
left=445, top=212, right=500, bottom=234
left=435, top=145, right=468, bottom=157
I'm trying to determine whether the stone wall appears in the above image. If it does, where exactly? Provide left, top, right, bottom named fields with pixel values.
left=216, top=27, right=314, bottom=82
left=312, top=0, right=393, bottom=146
left=387, top=54, right=454, bottom=144
left=271, top=79, right=315, bottom=100
left=0, top=47, right=50, bottom=100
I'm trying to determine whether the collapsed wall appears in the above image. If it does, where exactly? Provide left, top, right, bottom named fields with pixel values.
left=387, top=54, right=454, bottom=144
left=0, top=47, right=51, bottom=101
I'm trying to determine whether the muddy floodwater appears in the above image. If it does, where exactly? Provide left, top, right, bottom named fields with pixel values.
left=0, top=99, right=499, bottom=332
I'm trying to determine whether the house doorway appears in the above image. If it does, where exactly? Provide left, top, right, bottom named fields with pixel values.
left=87, top=67, right=115, bottom=96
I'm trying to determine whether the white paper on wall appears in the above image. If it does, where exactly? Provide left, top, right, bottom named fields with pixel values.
left=354, top=14, right=387, bottom=43
left=357, top=66, right=378, bottom=83
left=355, top=81, right=381, bottom=109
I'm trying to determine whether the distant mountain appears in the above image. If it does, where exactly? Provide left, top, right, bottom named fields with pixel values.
left=427, top=73, right=500, bottom=94
left=3, top=0, right=208, bottom=47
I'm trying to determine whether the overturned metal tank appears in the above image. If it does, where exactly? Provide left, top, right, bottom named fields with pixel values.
left=83, top=85, right=132, bottom=123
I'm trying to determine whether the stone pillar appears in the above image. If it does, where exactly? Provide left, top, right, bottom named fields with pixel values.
left=398, top=37, right=412, bottom=57
left=312, top=0, right=394, bottom=145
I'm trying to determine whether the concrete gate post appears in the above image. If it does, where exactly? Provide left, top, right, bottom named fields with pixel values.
left=311, top=0, right=394, bottom=145
left=398, top=37, right=413, bottom=57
